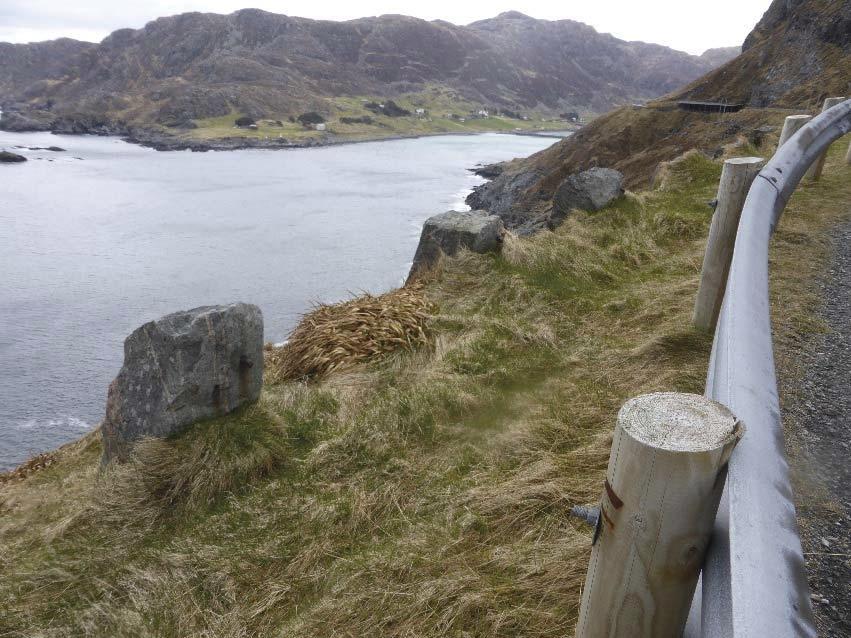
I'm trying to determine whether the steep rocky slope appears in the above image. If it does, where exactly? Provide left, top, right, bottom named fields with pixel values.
left=468, top=0, right=850, bottom=227
left=0, top=10, right=731, bottom=136
left=677, top=0, right=850, bottom=106
left=0, top=39, right=95, bottom=97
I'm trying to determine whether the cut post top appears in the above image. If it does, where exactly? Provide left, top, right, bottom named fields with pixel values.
left=724, top=156, right=764, bottom=165
left=778, top=114, right=813, bottom=148
left=617, top=392, right=742, bottom=453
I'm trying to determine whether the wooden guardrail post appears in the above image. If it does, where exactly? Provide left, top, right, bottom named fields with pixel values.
left=575, top=393, right=743, bottom=638
left=805, top=97, right=846, bottom=180
left=846, top=136, right=851, bottom=166
left=693, top=157, right=764, bottom=332
left=777, top=114, right=812, bottom=148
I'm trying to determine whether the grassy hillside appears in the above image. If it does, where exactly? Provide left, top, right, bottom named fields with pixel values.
left=184, top=89, right=563, bottom=145
left=2, top=138, right=850, bottom=637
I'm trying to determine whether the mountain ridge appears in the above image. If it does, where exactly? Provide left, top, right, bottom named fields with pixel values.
left=0, top=9, right=738, bottom=140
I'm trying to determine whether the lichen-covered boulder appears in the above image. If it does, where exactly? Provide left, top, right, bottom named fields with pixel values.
left=101, top=303, right=264, bottom=462
left=550, top=167, right=624, bottom=227
left=407, top=210, right=505, bottom=281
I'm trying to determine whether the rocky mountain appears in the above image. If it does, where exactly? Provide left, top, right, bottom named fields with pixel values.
left=676, top=0, right=850, bottom=106
left=0, top=10, right=731, bottom=135
left=468, top=0, right=851, bottom=230
left=0, top=39, right=95, bottom=97
left=698, top=46, right=741, bottom=67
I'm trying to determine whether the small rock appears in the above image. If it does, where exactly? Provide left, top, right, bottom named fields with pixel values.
left=407, top=210, right=505, bottom=281
left=747, top=125, right=777, bottom=147
left=0, top=151, right=27, bottom=163
left=550, top=167, right=624, bottom=227
left=472, top=163, right=503, bottom=179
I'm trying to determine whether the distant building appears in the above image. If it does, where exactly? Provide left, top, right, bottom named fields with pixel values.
left=415, top=108, right=426, bottom=116
left=477, top=109, right=489, bottom=118
left=315, top=123, right=326, bottom=131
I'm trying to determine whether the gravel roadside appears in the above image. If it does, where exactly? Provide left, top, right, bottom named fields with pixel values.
left=781, top=218, right=851, bottom=637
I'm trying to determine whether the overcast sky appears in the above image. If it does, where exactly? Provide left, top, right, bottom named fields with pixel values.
left=0, top=0, right=771, bottom=55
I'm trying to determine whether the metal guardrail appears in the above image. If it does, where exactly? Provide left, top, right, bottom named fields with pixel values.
left=687, top=99, right=851, bottom=637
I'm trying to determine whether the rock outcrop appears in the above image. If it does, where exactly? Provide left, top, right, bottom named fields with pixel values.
left=550, top=167, right=624, bottom=226
left=466, top=159, right=545, bottom=229
left=0, top=110, right=54, bottom=132
left=0, top=151, right=27, bottom=163
left=101, top=303, right=264, bottom=462
left=408, top=210, right=504, bottom=281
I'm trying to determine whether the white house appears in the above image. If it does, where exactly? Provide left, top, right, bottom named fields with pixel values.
left=477, top=109, right=489, bottom=118
left=415, top=108, right=426, bottom=116
left=315, top=123, right=326, bottom=131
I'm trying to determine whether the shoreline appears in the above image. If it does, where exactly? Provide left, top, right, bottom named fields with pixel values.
left=0, top=128, right=556, bottom=474
left=1, top=119, right=576, bottom=153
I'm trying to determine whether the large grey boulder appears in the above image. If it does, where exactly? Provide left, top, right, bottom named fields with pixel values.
left=551, top=167, right=624, bottom=227
left=407, top=210, right=505, bottom=281
left=101, top=303, right=264, bottom=462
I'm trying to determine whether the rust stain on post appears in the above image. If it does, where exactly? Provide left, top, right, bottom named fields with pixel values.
left=601, top=506, right=615, bottom=530
left=605, top=478, right=624, bottom=509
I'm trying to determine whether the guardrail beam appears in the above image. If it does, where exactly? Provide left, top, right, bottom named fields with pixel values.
left=697, top=98, right=851, bottom=638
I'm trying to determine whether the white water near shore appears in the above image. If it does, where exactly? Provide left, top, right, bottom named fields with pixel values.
left=0, top=130, right=555, bottom=470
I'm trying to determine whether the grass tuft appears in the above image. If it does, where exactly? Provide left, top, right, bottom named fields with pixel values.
left=266, top=283, right=432, bottom=382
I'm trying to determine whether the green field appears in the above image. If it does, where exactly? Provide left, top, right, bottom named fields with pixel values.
left=186, top=87, right=571, bottom=144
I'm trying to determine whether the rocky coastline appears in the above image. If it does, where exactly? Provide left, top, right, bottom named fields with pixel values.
left=0, top=109, right=577, bottom=153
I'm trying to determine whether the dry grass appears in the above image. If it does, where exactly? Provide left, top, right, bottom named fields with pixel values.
left=266, top=284, right=432, bottom=382
left=1, top=143, right=848, bottom=637
left=0, top=452, right=58, bottom=485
